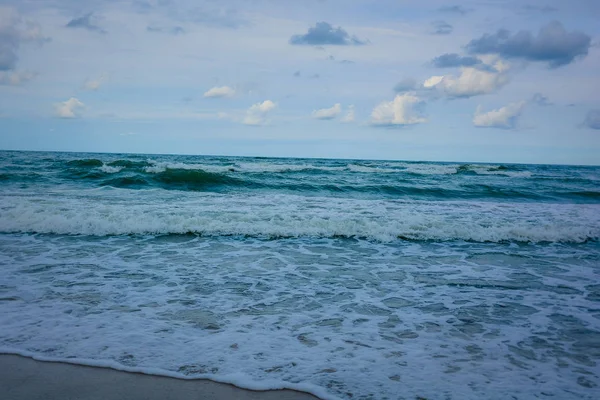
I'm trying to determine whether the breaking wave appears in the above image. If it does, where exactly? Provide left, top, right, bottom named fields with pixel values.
left=1, top=195, right=598, bottom=243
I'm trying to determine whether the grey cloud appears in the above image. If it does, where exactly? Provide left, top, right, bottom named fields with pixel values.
left=293, top=71, right=301, bottom=77
left=531, top=93, right=552, bottom=106
left=432, top=20, right=453, bottom=35
left=147, top=25, right=186, bottom=35
left=0, top=13, right=48, bottom=81
left=290, top=22, right=367, bottom=46
left=0, top=31, right=18, bottom=70
left=465, top=21, right=591, bottom=67
left=438, top=6, right=471, bottom=15
left=584, top=110, right=600, bottom=130
left=393, top=78, right=417, bottom=93
left=66, top=13, right=107, bottom=33
left=431, top=53, right=482, bottom=68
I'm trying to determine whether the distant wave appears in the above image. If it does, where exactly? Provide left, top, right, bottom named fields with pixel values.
left=61, top=158, right=531, bottom=177
left=34, top=159, right=586, bottom=201
left=0, top=157, right=590, bottom=203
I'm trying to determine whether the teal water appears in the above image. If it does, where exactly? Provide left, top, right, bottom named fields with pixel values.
left=0, top=150, right=599, bottom=399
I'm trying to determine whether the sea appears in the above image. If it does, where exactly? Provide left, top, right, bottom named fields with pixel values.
left=0, top=150, right=599, bottom=400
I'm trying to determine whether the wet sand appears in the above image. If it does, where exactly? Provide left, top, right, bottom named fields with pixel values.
left=0, top=354, right=320, bottom=400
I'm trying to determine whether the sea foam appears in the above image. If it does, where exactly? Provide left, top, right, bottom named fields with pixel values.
left=0, top=193, right=597, bottom=243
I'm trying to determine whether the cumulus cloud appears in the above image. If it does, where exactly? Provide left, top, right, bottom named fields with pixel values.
left=55, top=97, right=85, bottom=118
left=439, top=6, right=471, bottom=15
left=583, top=110, right=600, bottom=130
left=83, top=73, right=108, bottom=90
left=466, top=21, right=591, bottom=67
left=313, top=103, right=342, bottom=120
left=66, top=13, right=106, bottom=34
left=432, top=21, right=453, bottom=35
left=341, top=105, right=355, bottom=123
left=204, top=86, right=235, bottom=98
left=431, top=53, right=482, bottom=68
left=243, top=100, right=276, bottom=126
left=473, top=101, right=526, bottom=129
left=423, top=75, right=444, bottom=88
left=290, top=22, right=366, bottom=46
left=423, top=59, right=510, bottom=98
left=371, top=93, right=426, bottom=126
left=394, top=78, right=417, bottom=93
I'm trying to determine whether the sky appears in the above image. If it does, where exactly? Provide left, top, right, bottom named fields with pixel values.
left=0, top=0, right=599, bottom=164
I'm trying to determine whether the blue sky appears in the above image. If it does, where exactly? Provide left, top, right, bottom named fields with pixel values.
left=0, top=0, right=599, bottom=164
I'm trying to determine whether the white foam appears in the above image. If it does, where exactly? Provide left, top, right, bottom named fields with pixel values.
left=346, top=164, right=398, bottom=173
left=144, top=162, right=224, bottom=174
left=99, top=164, right=124, bottom=174
left=143, top=160, right=343, bottom=174
left=0, top=192, right=597, bottom=243
left=0, top=232, right=598, bottom=400
left=400, top=163, right=459, bottom=175
left=394, top=163, right=533, bottom=177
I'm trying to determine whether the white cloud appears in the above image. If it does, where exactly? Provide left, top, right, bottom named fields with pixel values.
left=203, top=86, right=236, bottom=98
left=243, top=100, right=276, bottom=126
left=473, top=101, right=526, bottom=129
left=370, top=93, right=426, bottom=126
left=313, top=103, right=342, bottom=120
left=341, top=105, right=355, bottom=123
left=423, top=59, right=510, bottom=98
left=423, top=76, right=444, bottom=88
left=83, top=73, right=108, bottom=90
left=55, top=97, right=85, bottom=118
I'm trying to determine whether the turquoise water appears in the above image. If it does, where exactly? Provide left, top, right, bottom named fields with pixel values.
left=0, top=150, right=599, bottom=399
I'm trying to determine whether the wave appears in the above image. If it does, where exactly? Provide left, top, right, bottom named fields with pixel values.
left=106, top=160, right=152, bottom=168
left=1, top=195, right=597, bottom=243
left=66, top=159, right=104, bottom=167
left=99, top=164, right=123, bottom=174
left=61, top=158, right=534, bottom=178
left=152, top=169, right=245, bottom=189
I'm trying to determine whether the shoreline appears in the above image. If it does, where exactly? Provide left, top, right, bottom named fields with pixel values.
left=0, top=354, right=321, bottom=400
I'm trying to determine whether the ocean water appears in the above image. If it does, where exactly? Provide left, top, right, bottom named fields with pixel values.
left=0, top=150, right=599, bottom=399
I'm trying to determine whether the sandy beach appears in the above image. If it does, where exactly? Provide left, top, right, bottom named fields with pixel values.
left=0, top=354, right=319, bottom=400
